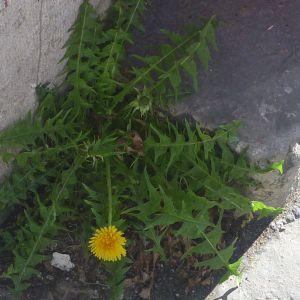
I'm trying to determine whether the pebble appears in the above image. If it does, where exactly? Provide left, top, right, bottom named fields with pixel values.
left=235, top=141, right=248, bottom=153
left=275, top=220, right=285, bottom=232
left=292, top=143, right=300, bottom=157
left=269, top=222, right=277, bottom=231
left=50, top=252, right=75, bottom=272
left=46, top=275, right=54, bottom=281
left=284, top=86, right=293, bottom=94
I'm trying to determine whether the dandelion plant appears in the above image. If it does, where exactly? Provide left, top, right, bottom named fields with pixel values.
left=0, top=0, right=282, bottom=299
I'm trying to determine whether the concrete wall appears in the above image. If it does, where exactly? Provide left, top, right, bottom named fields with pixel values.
left=0, top=0, right=110, bottom=177
left=0, top=0, right=110, bottom=131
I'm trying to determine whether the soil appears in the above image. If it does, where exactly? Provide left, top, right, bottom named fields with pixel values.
left=0, top=215, right=272, bottom=300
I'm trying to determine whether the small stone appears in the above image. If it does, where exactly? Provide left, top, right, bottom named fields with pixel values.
left=292, top=207, right=300, bottom=219
left=269, top=222, right=278, bottom=231
left=175, top=293, right=180, bottom=297
left=286, top=213, right=295, bottom=223
left=50, top=252, right=75, bottom=272
left=275, top=220, right=285, bottom=231
left=292, top=143, right=300, bottom=158
left=284, top=86, right=293, bottom=94
left=286, top=112, right=296, bottom=118
left=235, top=141, right=248, bottom=154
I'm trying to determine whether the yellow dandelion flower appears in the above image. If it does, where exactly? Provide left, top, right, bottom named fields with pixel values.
left=89, top=226, right=126, bottom=261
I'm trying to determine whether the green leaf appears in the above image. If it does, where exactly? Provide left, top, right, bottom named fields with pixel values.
left=124, top=169, right=161, bottom=223
left=197, top=241, right=235, bottom=270
left=114, top=17, right=216, bottom=105
left=168, top=66, right=181, bottom=98
left=219, top=257, right=242, bottom=283
left=261, top=160, right=284, bottom=175
left=147, top=124, right=171, bottom=163
left=143, top=228, right=167, bottom=260
left=182, top=58, right=198, bottom=91
left=105, top=258, right=131, bottom=300
left=251, top=201, right=283, bottom=219
left=166, top=123, right=185, bottom=172
left=182, top=227, right=223, bottom=259
left=197, top=41, right=210, bottom=70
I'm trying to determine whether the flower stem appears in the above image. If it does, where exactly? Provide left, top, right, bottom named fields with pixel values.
left=105, top=158, right=112, bottom=226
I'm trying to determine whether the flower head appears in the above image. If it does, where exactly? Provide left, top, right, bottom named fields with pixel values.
left=89, top=226, right=126, bottom=261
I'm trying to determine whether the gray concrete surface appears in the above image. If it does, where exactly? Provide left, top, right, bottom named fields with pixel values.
left=0, top=0, right=110, bottom=131
left=207, top=220, right=300, bottom=300
left=0, top=0, right=110, bottom=178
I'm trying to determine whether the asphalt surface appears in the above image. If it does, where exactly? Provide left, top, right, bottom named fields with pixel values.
left=132, top=0, right=300, bottom=161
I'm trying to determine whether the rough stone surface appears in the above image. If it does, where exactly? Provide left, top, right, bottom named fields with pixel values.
left=51, top=252, right=75, bottom=272
left=0, top=0, right=110, bottom=177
